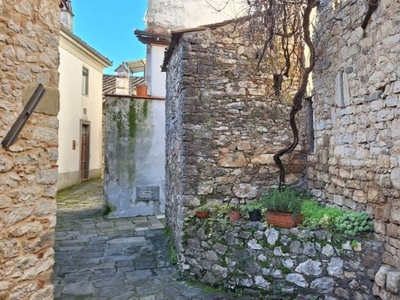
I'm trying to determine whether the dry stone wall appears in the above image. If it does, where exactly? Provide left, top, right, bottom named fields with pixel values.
left=165, top=23, right=308, bottom=254
left=309, top=0, right=400, bottom=298
left=183, top=220, right=384, bottom=299
left=0, top=1, right=60, bottom=299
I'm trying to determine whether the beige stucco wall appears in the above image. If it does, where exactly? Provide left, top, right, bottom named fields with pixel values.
left=0, top=1, right=60, bottom=299
left=146, top=0, right=245, bottom=32
left=58, top=29, right=109, bottom=189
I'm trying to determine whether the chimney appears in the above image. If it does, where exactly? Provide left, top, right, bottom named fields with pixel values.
left=115, top=64, right=130, bottom=95
left=60, top=0, right=74, bottom=31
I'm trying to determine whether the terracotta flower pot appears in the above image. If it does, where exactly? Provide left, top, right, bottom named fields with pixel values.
left=228, top=210, right=241, bottom=221
left=196, top=210, right=210, bottom=219
left=266, top=212, right=303, bottom=228
left=136, top=84, right=148, bottom=97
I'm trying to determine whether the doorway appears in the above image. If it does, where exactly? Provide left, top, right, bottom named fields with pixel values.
left=80, top=123, right=90, bottom=181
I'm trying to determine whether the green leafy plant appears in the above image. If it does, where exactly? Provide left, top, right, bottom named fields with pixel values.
left=208, top=203, right=228, bottom=218
left=197, top=203, right=234, bottom=220
left=227, top=203, right=241, bottom=212
left=164, top=226, right=178, bottom=265
left=260, top=188, right=302, bottom=215
left=301, top=200, right=343, bottom=230
left=334, top=211, right=374, bottom=236
left=241, top=201, right=262, bottom=213
left=196, top=204, right=210, bottom=212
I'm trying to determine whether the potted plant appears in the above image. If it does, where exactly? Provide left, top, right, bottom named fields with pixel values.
left=242, top=201, right=262, bottom=221
left=261, top=188, right=303, bottom=228
left=196, top=204, right=210, bottom=219
left=227, top=204, right=241, bottom=222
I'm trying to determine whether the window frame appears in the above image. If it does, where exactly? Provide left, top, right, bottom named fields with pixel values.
left=82, top=66, right=89, bottom=96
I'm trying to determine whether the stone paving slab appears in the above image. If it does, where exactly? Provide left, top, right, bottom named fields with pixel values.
left=54, top=180, right=250, bottom=300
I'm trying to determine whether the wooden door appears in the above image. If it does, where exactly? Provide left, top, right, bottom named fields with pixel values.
left=80, top=124, right=90, bottom=180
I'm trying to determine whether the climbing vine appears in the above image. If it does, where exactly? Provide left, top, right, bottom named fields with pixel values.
left=241, top=0, right=319, bottom=189
left=128, top=101, right=138, bottom=138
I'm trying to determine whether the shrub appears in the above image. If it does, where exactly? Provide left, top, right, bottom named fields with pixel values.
left=260, top=188, right=302, bottom=215
left=301, top=200, right=374, bottom=236
left=196, top=204, right=210, bottom=212
left=334, top=211, right=374, bottom=236
left=301, top=200, right=342, bottom=230
left=241, top=201, right=262, bottom=213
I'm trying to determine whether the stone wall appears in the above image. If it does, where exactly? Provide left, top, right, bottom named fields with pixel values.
left=183, top=219, right=384, bottom=299
left=309, top=1, right=400, bottom=298
left=165, top=22, right=308, bottom=255
left=104, top=96, right=165, bottom=217
left=0, top=1, right=60, bottom=299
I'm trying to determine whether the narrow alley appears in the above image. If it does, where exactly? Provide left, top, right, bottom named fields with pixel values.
left=53, top=180, right=245, bottom=300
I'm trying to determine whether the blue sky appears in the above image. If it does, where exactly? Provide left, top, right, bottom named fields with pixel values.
left=72, top=0, right=148, bottom=74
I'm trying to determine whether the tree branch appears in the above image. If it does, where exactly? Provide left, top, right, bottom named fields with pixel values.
left=273, top=0, right=317, bottom=189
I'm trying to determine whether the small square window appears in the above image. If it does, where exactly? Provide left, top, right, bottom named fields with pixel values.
left=82, top=67, right=89, bottom=95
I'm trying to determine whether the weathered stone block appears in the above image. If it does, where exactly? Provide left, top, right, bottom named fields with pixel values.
left=4, top=206, right=33, bottom=226
left=218, top=152, right=247, bottom=167
left=251, top=154, right=274, bottom=165
left=23, top=86, right=60, bottom=116
left=328, top=257, right=344, bottom=277
left=36, top=169, right=58, bottom=185
left=286, top=273, right=308, bottom=288
left=386, top=271, right=400, bottom=294
left=311, top=277, right=335, bottom=293
left=0, top=195, right=12, bottom=209
left=10, top=221, right=43, bottom=238
left=295, top=259, right=322, bottom=276
left=233, top=183, right=257, bottom=198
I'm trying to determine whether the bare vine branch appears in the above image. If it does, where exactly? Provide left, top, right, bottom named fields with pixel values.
left=241, top=0, right=318, bottom=189
left=273, top=0, right=317, bottom=189
left=208, top=0, right=319, bottom=189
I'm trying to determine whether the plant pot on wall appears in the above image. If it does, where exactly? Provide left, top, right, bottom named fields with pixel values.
left=266, top=212, right=303, bottom=228
left=228, top=210, right=241, bottom=221
left=196, top=210, right=210, bottom=219
left=248, top=210, right=262, bottom=221
left=136, top=84, right=148, bottom=97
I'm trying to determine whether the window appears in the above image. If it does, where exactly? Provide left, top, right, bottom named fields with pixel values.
left=82, top=67, right=89, bottom=95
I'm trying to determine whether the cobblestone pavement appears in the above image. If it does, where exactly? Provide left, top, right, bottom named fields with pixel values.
left=54, top=179, right=247, bottom=300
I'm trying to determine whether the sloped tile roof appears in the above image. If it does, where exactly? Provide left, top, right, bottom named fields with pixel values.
left=102, top=75, right=145, bottom=95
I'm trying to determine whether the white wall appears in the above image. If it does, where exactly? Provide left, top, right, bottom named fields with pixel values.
left=147, top=45, right=166, bottom=97
left=58, top=46, right=81, bottom=184
left=146, top=0, right=245, bottom=31
left=104, top=98, right=166, bottom=217
left=58, top=32, right=107, bottom=189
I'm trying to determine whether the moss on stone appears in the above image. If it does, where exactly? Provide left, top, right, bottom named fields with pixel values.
left=142, top=100, right=149, bottom=118
left=112, top=110, right=123, bottom=137
left=281, top=245, right=290, bottom=253
left=128, top=101, right=137, bottom=138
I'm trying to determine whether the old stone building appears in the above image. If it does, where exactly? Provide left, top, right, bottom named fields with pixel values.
left=164, top=0, right=400, bottom=298
left=310, top=0, right=400, bottom=298
left=0, top=1, right=60, bottom=299
left=163, top=20, right=308, bottom=254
